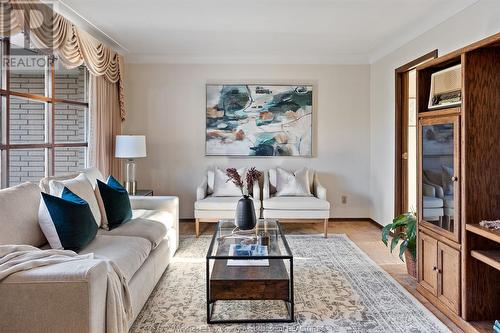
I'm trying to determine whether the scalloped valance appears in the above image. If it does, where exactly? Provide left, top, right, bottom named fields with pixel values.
left=0, top=0, right=125, bottom=120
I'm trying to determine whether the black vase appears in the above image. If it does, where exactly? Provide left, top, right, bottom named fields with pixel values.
left=235, top=195, right=256, bottom=230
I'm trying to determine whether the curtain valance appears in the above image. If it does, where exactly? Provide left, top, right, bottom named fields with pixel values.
left=0, top=0, right=125, bottom=120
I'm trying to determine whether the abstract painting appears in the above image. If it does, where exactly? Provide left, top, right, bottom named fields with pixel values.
left=206, top=84, right=313, bottom=156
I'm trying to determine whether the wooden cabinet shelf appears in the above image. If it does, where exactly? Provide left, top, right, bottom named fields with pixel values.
left=466, top=224, right=500, bottom=243
left=416, top=32, right=500, bottom=331
left=470, top=250, right=500, bottom=271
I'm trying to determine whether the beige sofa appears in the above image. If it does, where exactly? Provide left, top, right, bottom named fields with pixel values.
left=0, top=169, right=179, bottom=333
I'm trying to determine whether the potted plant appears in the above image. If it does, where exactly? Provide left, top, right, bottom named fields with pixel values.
left=226, top=167, right=262, bottom=230
left=381, top=212, right=417, bottom=278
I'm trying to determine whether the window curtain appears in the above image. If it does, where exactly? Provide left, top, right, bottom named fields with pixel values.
left=0, top=0, right=126, bottom=177
left=89, top=75, right=122, bottom=180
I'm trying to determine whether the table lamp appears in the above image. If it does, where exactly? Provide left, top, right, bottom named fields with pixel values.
left=115, top=135, right=147, bottom=195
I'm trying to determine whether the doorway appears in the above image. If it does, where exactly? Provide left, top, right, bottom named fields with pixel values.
left=394, top=50, right=438, bottom=216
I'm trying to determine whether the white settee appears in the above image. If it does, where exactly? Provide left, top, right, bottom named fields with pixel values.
left=194, top=168, right=261, bottom=237
left=262, top=169, right=331, bottom=237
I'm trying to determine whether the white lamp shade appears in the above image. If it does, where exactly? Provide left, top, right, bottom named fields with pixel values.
left=115, top=135, right=147, bottom=158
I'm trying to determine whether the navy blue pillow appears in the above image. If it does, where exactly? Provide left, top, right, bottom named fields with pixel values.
left=40, top=188, right=98, bottom=251
left=97, top=175, right=132, bottom=230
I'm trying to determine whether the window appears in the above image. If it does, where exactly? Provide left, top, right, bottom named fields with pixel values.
left=0, top=34, right=89, bottom=188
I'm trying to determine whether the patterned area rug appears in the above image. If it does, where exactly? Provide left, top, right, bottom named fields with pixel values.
left=131, top=234, right=450, bottom=333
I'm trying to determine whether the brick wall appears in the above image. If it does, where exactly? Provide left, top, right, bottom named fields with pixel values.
left=9, top=68, right=87, bottom=186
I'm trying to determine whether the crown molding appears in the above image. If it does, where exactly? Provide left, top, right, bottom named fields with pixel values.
left=45, top=0, right=129, bottom=54
left=124, top=53, right=370, bottom=65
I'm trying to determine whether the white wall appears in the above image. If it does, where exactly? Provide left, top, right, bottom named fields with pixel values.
left=369, top=0, right=500, bottom=225
left=124, top=64, right=370, bottom=219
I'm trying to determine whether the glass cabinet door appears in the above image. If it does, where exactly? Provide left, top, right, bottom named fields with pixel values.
left=419, top=115, right=460, bottom=241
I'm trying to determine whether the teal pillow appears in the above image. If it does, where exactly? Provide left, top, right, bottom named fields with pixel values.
left=39, top=188, right=98, bottom=251
left=97, top=175, right=132, bottom=230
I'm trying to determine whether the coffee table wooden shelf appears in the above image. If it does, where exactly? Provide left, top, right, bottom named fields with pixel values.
left=206, top=219, right=294, bottom=324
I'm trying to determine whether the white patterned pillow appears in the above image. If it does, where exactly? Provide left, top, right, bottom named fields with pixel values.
left=275, top=167, right=312, bottom=197
left=212, top=167, right=246, bottom=197
left=49, top=173, right=102, bottom=227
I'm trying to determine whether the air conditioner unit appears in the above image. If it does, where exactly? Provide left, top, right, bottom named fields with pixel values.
left=428, top=64, right=462, bottom=109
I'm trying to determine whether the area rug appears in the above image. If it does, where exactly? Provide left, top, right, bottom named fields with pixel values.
left=131, top=234, right=451, bottom=333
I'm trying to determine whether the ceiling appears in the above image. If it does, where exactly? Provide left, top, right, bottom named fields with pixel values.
left=56, top=0, right=478, bottom=64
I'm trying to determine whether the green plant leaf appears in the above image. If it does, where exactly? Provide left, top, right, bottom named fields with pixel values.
left=399, top=239, right=408, bottom=261
left=381, top=224, right=392, bottom=246
left=390, top=233, right=404, bottom=253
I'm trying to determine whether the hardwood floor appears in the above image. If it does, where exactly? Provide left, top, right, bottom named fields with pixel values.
left=180, top=220, right=463, bottom=333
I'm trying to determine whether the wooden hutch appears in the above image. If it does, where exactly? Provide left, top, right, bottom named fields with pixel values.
left=416, top=33, right=500, bottom=333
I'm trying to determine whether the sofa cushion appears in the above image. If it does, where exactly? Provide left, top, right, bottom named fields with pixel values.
left=212, top=167, right=246, bottom=197
left=423, top=196, right=444, bottom=208
left=49, top=173, right=102, bottom=227
left=97, top=176, right=132, bottom=230
left=79, top=235, right=151, bottom=281
left=0, top=182, right=45, bottom=247
left=275, top=167, right=312, bottom=197
left=263, top=196, right=329, bottom=210
left=195, top=196, right=261, bottom=211
left=269, top=168, right=315, bottom=195
left=98, top=218, right=167, bottom=248
left=39, top=167, right=104, bottom=193
left=38, top=188, right=98, bottom=251
left=132, top=209, right=175, bottom=230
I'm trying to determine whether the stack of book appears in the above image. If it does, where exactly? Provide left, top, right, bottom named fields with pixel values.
left=493, top=320, right=500, bottom=333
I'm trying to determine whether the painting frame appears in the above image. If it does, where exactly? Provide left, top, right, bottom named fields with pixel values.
left=204, top=82, right=316, bottom=158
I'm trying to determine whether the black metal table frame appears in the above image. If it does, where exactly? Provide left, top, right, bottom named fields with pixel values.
left=205, top=221, right=294, bottom=324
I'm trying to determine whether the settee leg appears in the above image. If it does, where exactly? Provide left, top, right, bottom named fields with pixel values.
left=324, top=218, right=329, bottom=238
left=195, top=219, right=200, bottom=237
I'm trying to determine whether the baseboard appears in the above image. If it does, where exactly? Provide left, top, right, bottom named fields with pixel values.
left=181, top=217, right=383, bottom=229
left=329, top=217, right=382, bottom=229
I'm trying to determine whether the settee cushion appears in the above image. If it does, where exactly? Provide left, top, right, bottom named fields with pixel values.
left=79, top=235, right=151, bottom=281
left=97, top=176, right=132, bottom=230
left=98, top=218, right=167, bottom=248
left=49, top=173, right=102, bottom=227
left=423, top=196, right=444, bottom=208
left=0, top=182, right=45, bottom=247
left=212, top=167, right=246, bottom=197
left=39, top=188, right=98, bottom=251
left=195, top=196, right=261, bottom=210
left=263, top=196, right=330, bottom=210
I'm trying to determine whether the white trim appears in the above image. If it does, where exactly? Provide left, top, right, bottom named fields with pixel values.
left=46, top=0, right=129, bottom=54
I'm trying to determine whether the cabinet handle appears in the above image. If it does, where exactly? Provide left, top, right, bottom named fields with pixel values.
left=433, top=266, right=437, bottom=271
left=451, top=176, right=458, bottom=182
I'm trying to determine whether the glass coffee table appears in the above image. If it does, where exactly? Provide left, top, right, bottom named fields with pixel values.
left=206, top=219, right=294, bottom=324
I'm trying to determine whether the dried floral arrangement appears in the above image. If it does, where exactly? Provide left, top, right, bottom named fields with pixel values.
left=226, top=167, right=262, bottom=197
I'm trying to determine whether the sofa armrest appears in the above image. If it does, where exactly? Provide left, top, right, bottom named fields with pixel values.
left=422, top=183, right=436, bottom=197
left=313, top=175, right=327, bottom=200
left=0, top=259, right=107, bottom=333
left=263, top=170, right=270, bottom=200
left=196, top=176, right=208, bottom=201
left=130, top=196, right=179, bottom=251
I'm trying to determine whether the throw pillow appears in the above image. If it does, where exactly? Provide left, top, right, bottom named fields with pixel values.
left=38, top=188, right=98, bottom=251
left=49, top=173, right=102, bottom=227
left=275, top=167, right=312, bottom=196
left=212, top=167, right=246, bottom=197
left=97, top=175, right=132, bottom=230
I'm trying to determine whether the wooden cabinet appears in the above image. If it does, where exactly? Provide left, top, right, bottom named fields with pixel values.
left=437, top=241, right=460, bottom=314
left=418, top=231, right=460, bottom=314
left=415, top=33, right=500, bottom=332
left=418, top=232, right=438, bottom=295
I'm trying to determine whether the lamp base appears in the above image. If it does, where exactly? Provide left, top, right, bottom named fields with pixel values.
left=125, top=181, right=137, bottom=195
